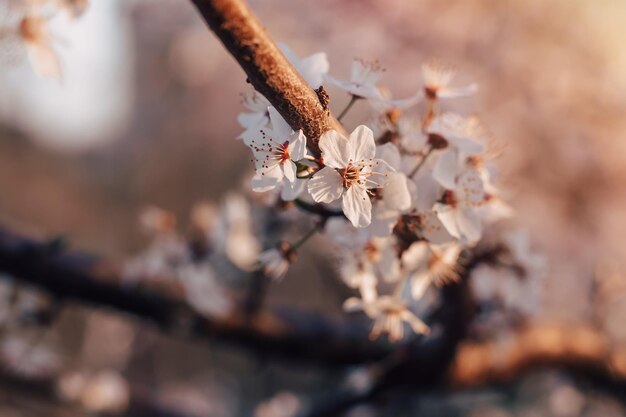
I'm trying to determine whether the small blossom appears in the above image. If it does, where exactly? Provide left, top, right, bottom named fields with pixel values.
left=308, top=126, right=390, bottom=227
left=245, top=107, right=308, bottom=200
left=433, top=173, right=484, bottom=244
left=344, top=292, right=430, bottom=342
left=422, top=61, right=477, bottom=100
left=258, top=242, right=296, bottom=280
left=327, top=58, right=385, bottom=100
left=409, top=242, right=462, bottom=299
left=18, top=15, right=62, bottom=79
left=279, top=42, right=329, bottom=89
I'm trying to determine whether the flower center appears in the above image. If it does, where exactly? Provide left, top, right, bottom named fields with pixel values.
left=442, top=190, right=457, bottom=207
left=276, top=141, right=290, bottom=165
left=342, top=164, right=362, bottom=188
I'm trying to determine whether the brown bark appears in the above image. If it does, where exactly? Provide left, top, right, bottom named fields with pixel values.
left=191, top=0, right=346, bottom=155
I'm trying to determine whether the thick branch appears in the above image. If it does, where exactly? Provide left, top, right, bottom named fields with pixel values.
left=191, top=0, right=346, bottom=154
left=0, top=226, right=403, bottom=366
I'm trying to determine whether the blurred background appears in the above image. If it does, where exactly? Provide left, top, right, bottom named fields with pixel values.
left=2, top=0, right=626, bottom=416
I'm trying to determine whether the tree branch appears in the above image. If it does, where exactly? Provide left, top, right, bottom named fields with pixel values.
left=448, top=324, right=626, bottom=392
left=191, top=0, right=346, bottom=155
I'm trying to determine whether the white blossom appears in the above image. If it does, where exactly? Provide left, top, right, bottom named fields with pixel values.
left=245, top=107, right=308, bottom=201
left=17, top=15, right=62, bottom=79
left=433, top=168, right=485, bottom=244
left=279, top=42, right=329, bottom=89
left=422, top=62, right=478, bottom=100
left=408, top=242, right=462, bottom=299
left=258, top=242, right=295, bottom=281
left=344, top=290, right=429, bottom=341
left=308, top=126, right=390, bottom=227
left=327, top=58, right=384, bottom=100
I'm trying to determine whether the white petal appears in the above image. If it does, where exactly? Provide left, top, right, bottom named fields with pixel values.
left=368, top=206, right=399, bottom=237
left=349, top=125, right=376, bottom=162
left=237, top=111, right=267, bottom=131
left=343, top=297, right=365, bottom=313
left=420, top=211, right=454, bottom=245
left=376, top=143, right=401, bottom=168
left=382, top=173, right=411, bottom=211
left=342, top=185, right=372, bottom=228
left=27, top=43, right=62, bottom=79
left=289, top=130, right=308, bottom=161
left=447, top=136, right=484, bottom=155
left=307, top=166, right=343, bottom=203
left=402, top=311, right=430, bottom=335
left=411, top=271, right=432, bottom=300
left=268, top=106, right=293, bottom=139
left=251, top=166, right=282, bottom=192
left=281, top=177, right=306, bottom=201
left=432, top=150, right=459, bottom=190
left=456, top=208, right=482, bottom=244
left=299, top=53, right=329, bottom=88
left=438, top=83, right=479, bottom=99
left=282, top=160, right=297, bottom=183
left=319, top=130, right=350, bottom=169
left=434, top=203, right=461, bottom=239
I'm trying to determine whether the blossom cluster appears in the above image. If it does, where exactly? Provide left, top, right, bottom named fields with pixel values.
left=237, top=46, right=544, bottom=341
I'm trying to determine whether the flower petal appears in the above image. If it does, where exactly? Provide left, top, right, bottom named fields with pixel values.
left=456, top=207, right=482, bottom=244
left=251, top=166, right=282, bottom=192
left=342, top=185, right=372, bottom=228
left=349, top=125, right=376, bottom=162
left=308, top=166, right=343, bottom=203
left=268, top=106, right=293, bottom=139
left=282, top=160, right=297, bottom=183
left=382, top=172, right=411, bottom=211
left=434, top=203, right=461, bottom=239
left=288, top=130, right=308, bottom=161
left=433, top=150, right=459, bottom=190
left=281, top=178, right=306, bottom=201
left=319, top=130, right=350, bottom=169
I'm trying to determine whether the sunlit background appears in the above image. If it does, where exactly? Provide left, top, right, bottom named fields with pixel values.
left=2, top=0, right=626, bottom=415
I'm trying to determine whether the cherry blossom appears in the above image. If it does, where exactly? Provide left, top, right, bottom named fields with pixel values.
left=433, top=167, right=485, bottom=244
left=327, top=58, right=385, bottom=100
left=344, top=290, right=430, bottom=341
left=244, top=107, right=308, bottom=201
left=258, top=242, right=296, bottom=280
left=308, top=125, right=390, bottom=227
left=422, top=62, right=478, bottom=100
left=18, top=15, right=62, bottom=79
left=279, top=42, right=329, bottom=89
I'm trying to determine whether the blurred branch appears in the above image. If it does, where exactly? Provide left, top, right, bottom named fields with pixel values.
left=2, top=226, right=626, bottom=412
left=0, top=226, right=419, bottom=366
left=190, top=0, right=346, bottom=155
left=448, top=323, right=626, bottom=393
